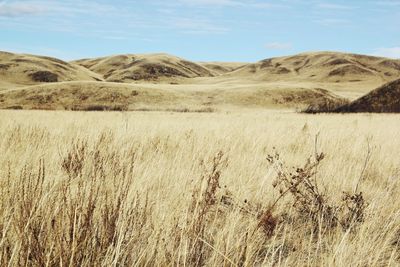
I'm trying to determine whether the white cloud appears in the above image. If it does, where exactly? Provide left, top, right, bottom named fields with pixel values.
left=265, top=42, right=292, bottom=50
left=372, top=47, right=400, bottom=59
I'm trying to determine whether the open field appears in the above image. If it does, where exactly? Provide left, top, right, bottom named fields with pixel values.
left=1, top=110, right=400, bottom=266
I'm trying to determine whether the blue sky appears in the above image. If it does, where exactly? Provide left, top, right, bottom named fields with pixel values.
left=0, top=0, right=399, bottom=61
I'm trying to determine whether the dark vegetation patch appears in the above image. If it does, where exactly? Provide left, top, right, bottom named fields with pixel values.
left=273, top=67, right=291, bottom=74
left=142, top=63, right=189, bottom=78
left=0, top=64, right=11, bottom=70
left=120, top=64, right=191, bottom=81
left=4, top=105, right=23, bottom=110
left=71, top=105, right=128, bottom=111
left=303, top=98, right=350, bottom=113
left=324, top=58, right=353, bottom=66
left=167, top=107, right=215, bottom=113
left=29, top=71, right=58, bottom=82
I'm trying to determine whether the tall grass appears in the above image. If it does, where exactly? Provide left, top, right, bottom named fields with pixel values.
left=0, top=110, right=400, bottom=266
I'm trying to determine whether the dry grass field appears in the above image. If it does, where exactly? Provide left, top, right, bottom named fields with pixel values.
left=1, top=110, right=400, bottom=266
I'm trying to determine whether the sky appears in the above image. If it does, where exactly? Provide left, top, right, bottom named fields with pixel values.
left=0, top=0, right=400, bottom=62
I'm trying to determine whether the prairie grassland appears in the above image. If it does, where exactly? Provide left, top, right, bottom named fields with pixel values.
left=0, top=110, right=400, bottom=266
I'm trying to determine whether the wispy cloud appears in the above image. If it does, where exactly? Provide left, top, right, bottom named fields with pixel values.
left=316, top=3, right=355, bottom=10
left=0, top=1, right=47, bottom=17
left=265, top=42, right=292, bottom=50
left=315, top=18, right=350, bottom=26
left=0, top=0, right=147, bottom=35
left=0, top=0, right=121, bottom=18
left=374, top=1, right=400, bottom=7
left=177, top=0, right=243, bottom=7
left=372, top=47, right=400, bottom=59
left=169, top=17, right=229, bottom=34
left=170, top=0, right=285, bottom=9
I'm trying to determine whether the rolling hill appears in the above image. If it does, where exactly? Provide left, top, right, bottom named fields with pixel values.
left=229, top=51, right=400, bottom=83
left=72, top=53, right=216, bottom=83
left=0, top=51, right=102, bottom=90
left=1, top=50, right=400, bottom=111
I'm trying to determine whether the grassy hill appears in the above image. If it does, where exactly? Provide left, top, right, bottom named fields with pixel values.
left=230, top=51, right=400, bottom=83
left=72, top=53, right=215, bottom=83
left=0, top=51, right=102, bottom=90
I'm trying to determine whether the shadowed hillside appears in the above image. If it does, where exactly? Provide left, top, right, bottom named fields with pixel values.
left=335, top=79, right=400, bottom=113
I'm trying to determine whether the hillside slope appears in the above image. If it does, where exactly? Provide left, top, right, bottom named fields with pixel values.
left=0, top=51, right=102, bottom=89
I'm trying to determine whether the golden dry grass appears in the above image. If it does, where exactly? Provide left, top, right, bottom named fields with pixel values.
left=1, top=110, right=400, bottom=266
